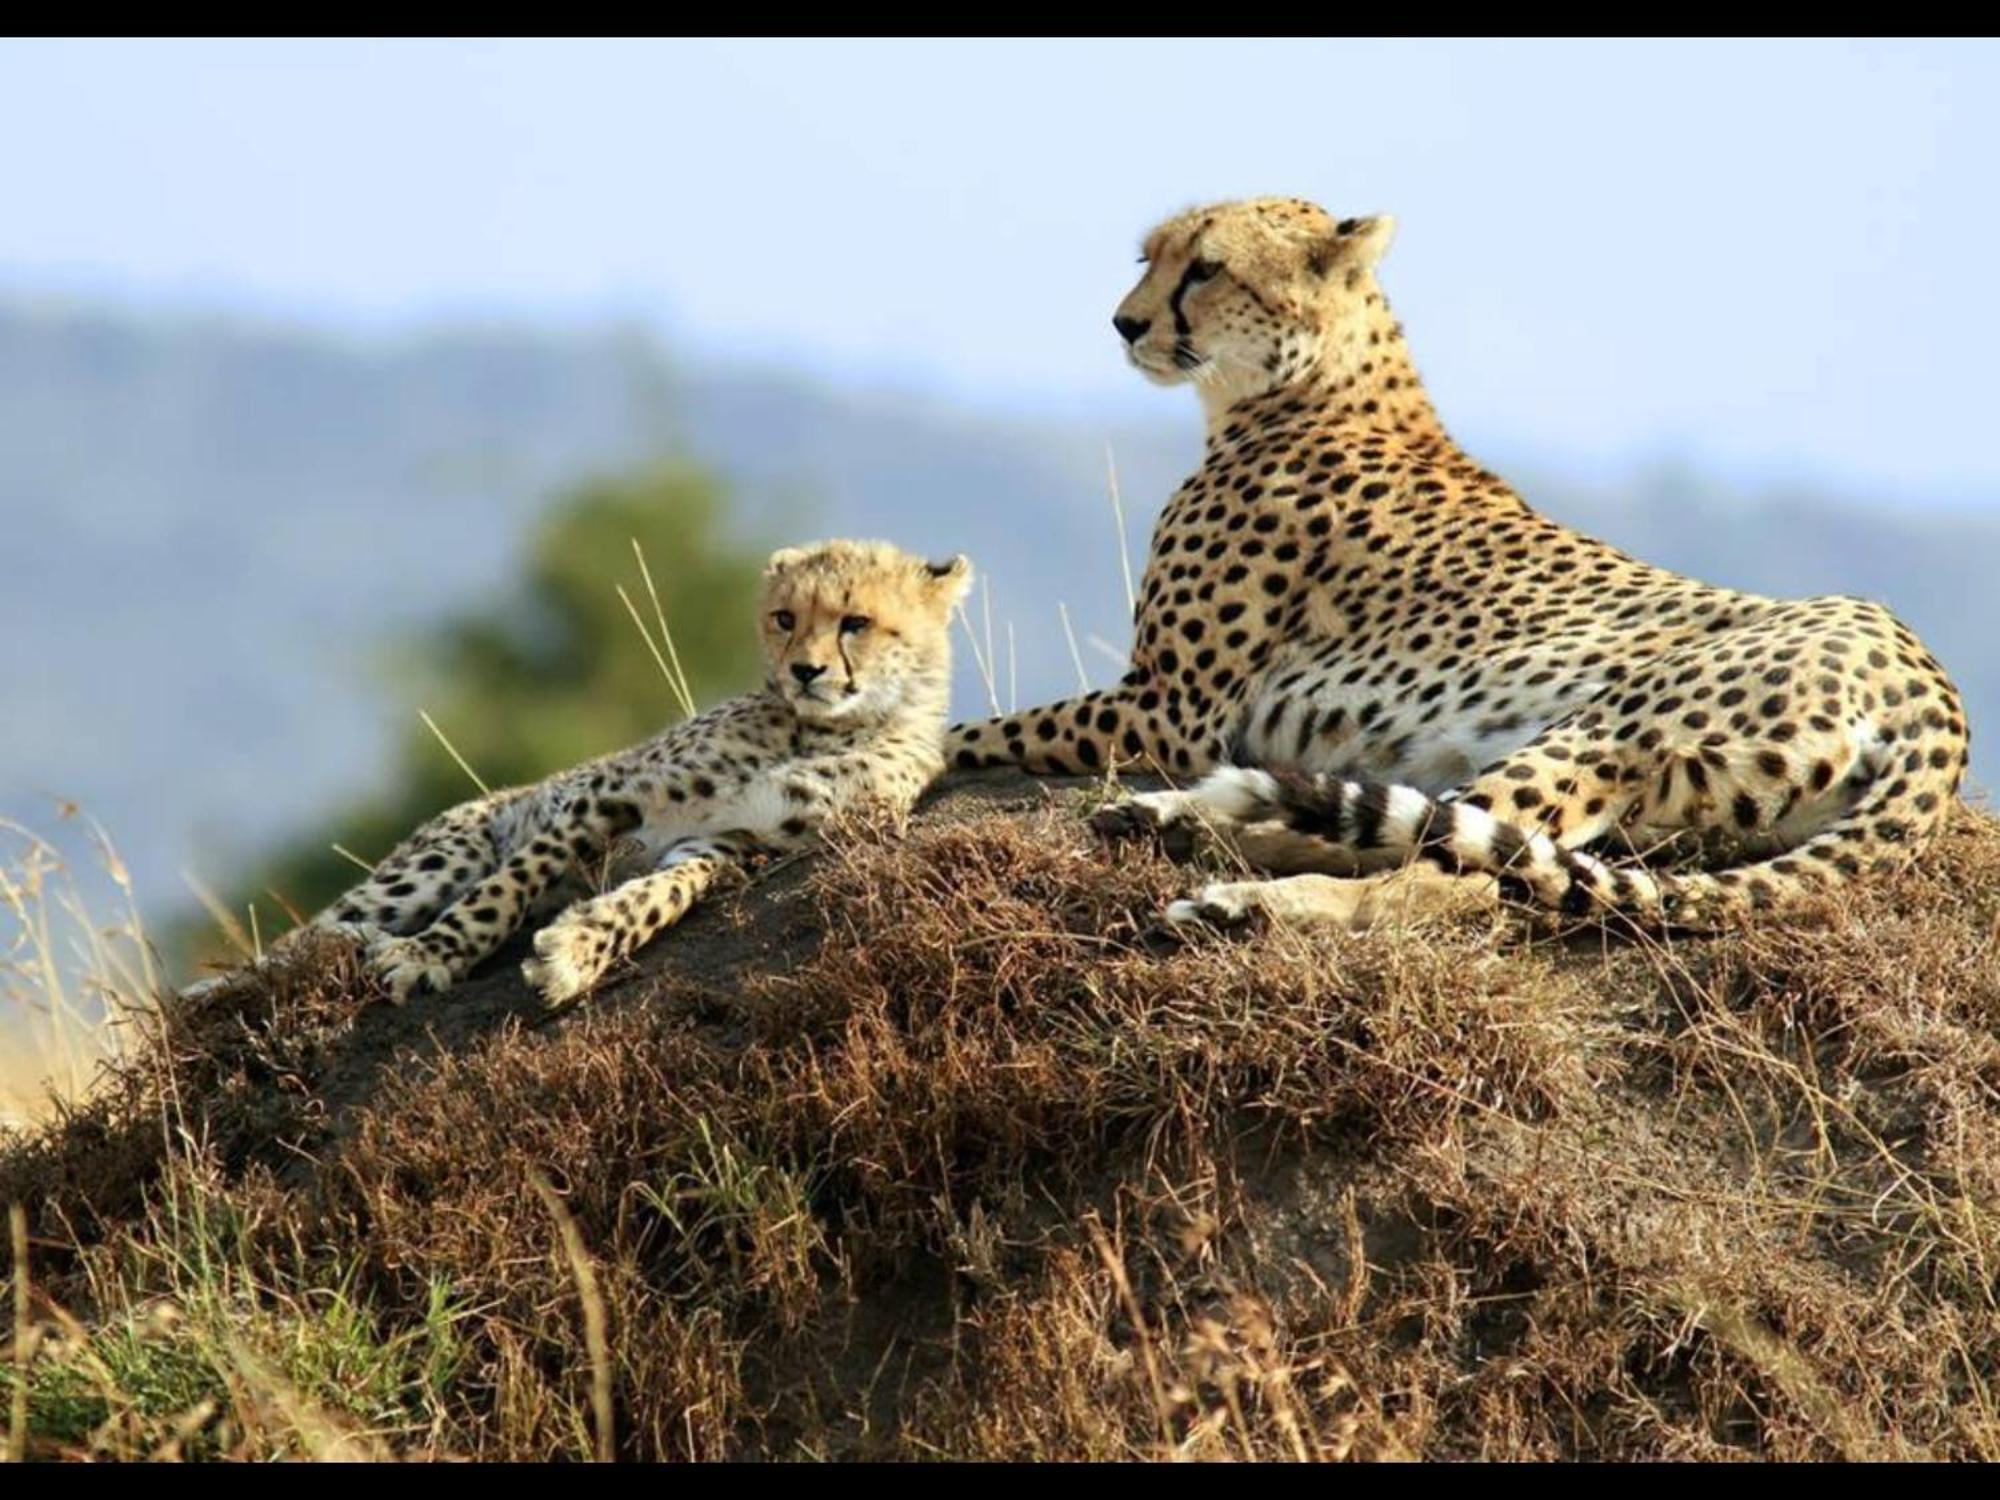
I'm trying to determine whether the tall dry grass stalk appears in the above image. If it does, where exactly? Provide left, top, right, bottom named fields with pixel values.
left=953, top=436, right=1143, bottom=716
left=616, top=538, right=699, bottom=722
left=7, top=1202, right=27, bottom=1462
left=1105, top=443, right=1136, bottom=622
left=527, top=1169, right=615, bottom=1462
left=416, top=710, right=491, bottom=798
left=0, top=815, right=164, bottom=1128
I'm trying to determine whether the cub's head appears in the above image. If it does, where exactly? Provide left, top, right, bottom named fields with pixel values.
left=760, top=540, right=973, bottom=725
left=1113, top=196, right=1395, bottom=397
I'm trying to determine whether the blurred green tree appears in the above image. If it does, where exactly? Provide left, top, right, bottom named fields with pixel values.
left=195, top=459, right=775, bottom=962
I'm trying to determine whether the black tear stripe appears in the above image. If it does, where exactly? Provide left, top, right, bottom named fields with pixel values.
left=1169, top=259, right=1204, bottom=338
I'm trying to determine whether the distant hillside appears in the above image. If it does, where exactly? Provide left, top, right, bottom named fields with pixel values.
left=1, top=301, right=1993, bottom=929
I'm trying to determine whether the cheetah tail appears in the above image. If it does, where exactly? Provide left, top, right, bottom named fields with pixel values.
left=1203, top=750, right=1958, bottom=925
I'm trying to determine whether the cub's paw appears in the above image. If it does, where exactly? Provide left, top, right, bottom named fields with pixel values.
left=368, top=936, right=457, bottom=1003
left=522, top=919, right=612, bottom=1008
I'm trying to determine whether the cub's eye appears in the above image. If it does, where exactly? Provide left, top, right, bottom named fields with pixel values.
left=839, top=615, right=872, bottom=634
left=771, top=610, right=795, bottom=631
left=1187, top=259, right=1222, bottom=284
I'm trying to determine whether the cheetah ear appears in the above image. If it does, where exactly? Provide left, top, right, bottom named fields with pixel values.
left=922, top=554, right=974, bottom=608
left=1306, top=214, right=1396, bottom=278
left=763, top=546, right=809, bottom=579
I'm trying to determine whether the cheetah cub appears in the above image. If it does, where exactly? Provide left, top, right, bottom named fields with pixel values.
left=304, top=540, right=971, bottom=1006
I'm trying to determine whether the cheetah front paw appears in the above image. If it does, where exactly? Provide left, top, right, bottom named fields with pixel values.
left=1090, top=790, right=1204, bottom=857
left=521, top=919, right=613, bottom=1008
left=368, top=935, right=457, bottom=1003
left=1163, top=881, right=1266, bottom=932
left=1089, top=798, right=1166, bottom=842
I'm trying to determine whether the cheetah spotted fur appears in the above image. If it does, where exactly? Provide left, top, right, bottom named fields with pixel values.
left=951, top=197, right=1970, bottom=929
left=306, top=540, right=971, bottom=1004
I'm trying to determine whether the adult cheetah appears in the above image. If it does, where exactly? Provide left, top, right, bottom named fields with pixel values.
left=951, top=197, right=1970, bottom=928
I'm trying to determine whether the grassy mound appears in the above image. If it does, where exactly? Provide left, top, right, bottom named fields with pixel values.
left=4, top=773, right=1998, bottom=1460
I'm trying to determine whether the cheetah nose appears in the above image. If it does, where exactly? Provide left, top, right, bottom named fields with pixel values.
left=1113, top=314, right=1151, bottom=345
left=791, top=663, right=827, bottom=685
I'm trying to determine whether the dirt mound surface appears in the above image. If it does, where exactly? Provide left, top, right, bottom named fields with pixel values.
left=5, top=773, right=1998, bottom=1460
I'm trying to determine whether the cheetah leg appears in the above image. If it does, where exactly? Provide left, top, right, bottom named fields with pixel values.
left=949, top=680, right=1203, bottom=778
left=1147, top=676, right=1957, bottom=928
left=371, top=795, right=641, bottom=1002
left=1126, top=716, right=1640, bottom=925
left=1092, top=778, right=1388, bottom=875
left=522, top=832, right=758, bottom=1007
left=179, top=801, right=505, bottom=1003
left=1166, top=865, right=1502, bottom=933
left=1092, top=768, right=1276, bottom=844
left=308, top=798, right=512, bottom=943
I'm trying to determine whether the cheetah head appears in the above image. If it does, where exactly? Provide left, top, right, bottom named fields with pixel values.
left=760, top=540, right=973, bottom=725
left=1114, top=197, right=1395, bottom=401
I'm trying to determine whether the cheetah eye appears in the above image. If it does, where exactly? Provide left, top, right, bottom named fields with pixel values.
left=772, top=610, right=795, bottom=631
left=1187, top=259, right=1222, bottom=284
left=840, top=615, right=872, bottom=634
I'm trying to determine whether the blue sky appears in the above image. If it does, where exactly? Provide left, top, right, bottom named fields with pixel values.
left=2, top=37, right=1996, bottom=496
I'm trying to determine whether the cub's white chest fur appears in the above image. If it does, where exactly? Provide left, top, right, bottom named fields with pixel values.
left=625, top=774, right=801, bottom=865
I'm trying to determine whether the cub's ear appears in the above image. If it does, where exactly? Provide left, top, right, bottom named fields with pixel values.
left=922, top=553, right=974, bottom=608
left=1305, top=213, right=1397, bottom=278
left=763, top=545, right=810, bottom=579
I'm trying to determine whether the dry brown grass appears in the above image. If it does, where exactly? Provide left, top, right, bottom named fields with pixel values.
left=4, top=775, right=1998, bottom=1459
